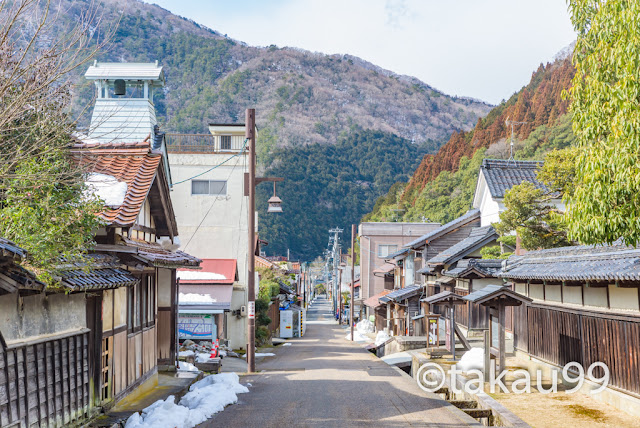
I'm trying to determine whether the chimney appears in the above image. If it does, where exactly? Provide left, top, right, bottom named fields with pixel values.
left=84, top=61, right=165, bottom=144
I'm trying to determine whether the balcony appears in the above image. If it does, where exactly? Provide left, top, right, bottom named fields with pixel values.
left=165, top=134, right=246, bottom=154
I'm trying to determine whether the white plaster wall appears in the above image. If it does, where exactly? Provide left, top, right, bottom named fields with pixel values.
left=545, top=284, right=562, bottom=302
left=563, top=285, right=583, bottom=305
left=228, top=286, right=247, bottom=349
left=529, top=283, right=544, bottom=300
left=608, top=285, right=639, bottom=311
left=583, top=287, right=608, bottom=308
left=471, top=278, right=499, bottom=292
left=0, top=293, right=86, bottom=343
left=157, top=268, right=173, bottom=307
left=514, top=282, right=526, bottom=295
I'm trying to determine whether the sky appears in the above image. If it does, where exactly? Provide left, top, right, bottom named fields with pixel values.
left=146, top=0, right=576, bottom=105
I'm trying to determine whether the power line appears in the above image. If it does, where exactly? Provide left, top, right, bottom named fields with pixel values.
left=172, top=139, right=248, bottom=186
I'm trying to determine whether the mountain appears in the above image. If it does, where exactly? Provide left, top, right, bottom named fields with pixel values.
left=68, top=0, right=491, bottom=148
left=364, top=56, right=576, bottom=224
left=45, top=0, right=492, bottom=260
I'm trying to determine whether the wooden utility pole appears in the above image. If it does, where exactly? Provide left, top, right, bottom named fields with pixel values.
left=246, top=108, right=256, bottom=373
left=350, top=224, right=356, bottom=341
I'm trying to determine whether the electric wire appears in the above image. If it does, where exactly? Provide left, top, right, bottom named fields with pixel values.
left=172, top=138, right=249, bottom=186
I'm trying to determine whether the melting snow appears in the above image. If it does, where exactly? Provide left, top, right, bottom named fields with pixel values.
left=345, top=331, right=369, bottom=342
left=176, top=271, right=228, bottom=280
left=84, top=173, right=127, bottom=206
left=374, top=330, right=391, bottom=347
left=178, top=350, right=195, bottom=357
left=177, top=361, right=198, bottom=372
left=456, top=347, right=485, bottom=372
left=179, top=293, right=217, bottom=304
left=125, top=373, right=248, bottom=428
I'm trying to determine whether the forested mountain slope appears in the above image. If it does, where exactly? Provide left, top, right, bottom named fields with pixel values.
left=364, top=56, right=576, bottom=224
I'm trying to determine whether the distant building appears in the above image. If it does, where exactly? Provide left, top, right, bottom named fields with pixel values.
left=358, top=222, right=440, bottom=309
left=166, top=124, right=251, bottom=350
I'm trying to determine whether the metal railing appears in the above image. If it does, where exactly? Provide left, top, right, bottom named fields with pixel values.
left=165, top=133, right=245, bottom=153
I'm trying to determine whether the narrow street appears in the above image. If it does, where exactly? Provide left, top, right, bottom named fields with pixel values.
left=204, top=296, right=478, bottom=427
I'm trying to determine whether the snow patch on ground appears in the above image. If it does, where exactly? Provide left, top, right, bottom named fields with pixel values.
left=356, top=319, right=374, bottom=334
left=84, top=173, right=128, bottom=206
left=241, top=352, right=275, bottom=358
left=381, top=351, right=412, bottom=366
left=176, top=271, right=227, bottom=280
left=177, top=361, right=199, bottom=372
left=179, top=293, right=217, bottom=304
left=456, top=347, right=484, bottom=372
left=282, top=343, right=292, bottom=347
left=374, top=330, right=391, bottom=347
left=178, top=350, right=195, bottom=357
left=125, top=373, right=248, bottom=428
left=345, top=331, right=369, bottom=342
left=196, top=352, right=213, bottom=363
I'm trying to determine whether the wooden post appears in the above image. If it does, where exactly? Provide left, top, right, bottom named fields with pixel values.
left=246, top=108, right=256, bottom=373
left=350, top=224, right=356, bottom=341
left=484, top=329, right=491, bottom=376
left=451, top=304, right=456, bottom=361
left=498, top=300, right=506, bottom=372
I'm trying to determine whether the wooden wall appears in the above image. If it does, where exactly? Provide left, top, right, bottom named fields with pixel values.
left=267, top=303, right=280, bottom=336
left=516, top=303, right=640, bottom=396
left=0, top=332, right=89, bottom=428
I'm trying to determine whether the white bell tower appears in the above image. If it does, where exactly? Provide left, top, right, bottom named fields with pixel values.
left=84, top=61, right=165, bottom=144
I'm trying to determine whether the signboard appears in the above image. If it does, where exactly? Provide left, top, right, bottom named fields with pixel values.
left=427, top=316, right=439, bottom=347
left=445, top=317, right=452, bottom=352
left=248, top=301, right=255, bottom=319
left=178, top=315, right=215, bottom=341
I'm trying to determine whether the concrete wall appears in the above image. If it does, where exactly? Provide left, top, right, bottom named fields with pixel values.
left=0, top=292, right=86, bottom=344
left=169, top=153, right=250, bottom=350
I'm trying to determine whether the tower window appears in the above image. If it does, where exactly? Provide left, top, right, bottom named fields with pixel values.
left=220, top=135, right=232, bottom=150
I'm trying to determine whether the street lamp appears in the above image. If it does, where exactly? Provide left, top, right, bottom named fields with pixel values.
left=245, top=108, right=284, bottom=373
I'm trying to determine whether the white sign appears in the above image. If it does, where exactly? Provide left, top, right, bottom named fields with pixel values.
left=248, top=301, right=255, bottom=319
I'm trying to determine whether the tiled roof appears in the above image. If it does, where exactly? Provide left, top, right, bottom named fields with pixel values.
left=0, top=238, right=27, bottom=262
left=72, top=141, right=161, bottom=227
left=421, top=290, right=466, bottom=305
left=427, top=226, right=498, bottom=266
left=463, top=284, right=532, bottom=305
left=500, top=243, right=640, bottom=282
left=380, top=285, right=422, bottom=303
left=444, top=258, right=503, bottom=278
left=405, top=210, right=480, bottom=249
left=480, top=158, right=548, bottom=199
left=121, top=237, right=201, bottom=268
left=386, top=248, right=410, bottom=260
left=60, top=254, right=138, bottom=291
left=363, top=289, right=392, bottom=308
left=373, top=263, right=395, bottom=274
left=417, top=265, right=436, bottom=275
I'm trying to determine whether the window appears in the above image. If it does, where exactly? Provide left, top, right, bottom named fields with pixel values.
left=191, top=180, right=227, bottom=195
left=220, top=135, right=232, bottom=150
left=378, top=244, right=398, bottom=258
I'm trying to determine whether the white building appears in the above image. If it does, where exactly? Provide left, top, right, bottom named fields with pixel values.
left=472, top=158, right=565, bottom=227
left=167, top=125, right=251, bottom=350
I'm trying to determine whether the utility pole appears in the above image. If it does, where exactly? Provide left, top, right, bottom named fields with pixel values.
left=350, top=224, right=355, bottom=341
left=246, top=108, right=257, bottom=374
left=245, top=108, right=283, bottom=374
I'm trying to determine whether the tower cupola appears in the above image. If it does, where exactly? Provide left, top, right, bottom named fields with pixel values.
left=84, top=61, right=165, bottom=144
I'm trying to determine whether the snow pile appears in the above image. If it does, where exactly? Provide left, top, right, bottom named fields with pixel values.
left=456, top=348, right=485, bottom=372
left=125, top=373, right=248, bottom=428
left=241, top=352, right=275, bottom=358
left=178, top=361, right=198, bottom=372
left=179, top=293, right=217, bottom=305
left=356, top=319, right=375, bottom=334
left=375, top=330, right=391, bottom=347
left=178, top=350, right=195, bottom=357
left=282, top=343, right=292, bottom=347
left=196, top=352, right=213, bottom=363
left=176, top=271, right=227, bottom=281
left=345, top=331, right=369, bottom=342
left=84, top=173, right=128, bottom=207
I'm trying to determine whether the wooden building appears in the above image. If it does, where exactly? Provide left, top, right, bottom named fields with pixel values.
left=72, top=138, right=200, bottom=407
left=500, top=243, right=640, bottom=401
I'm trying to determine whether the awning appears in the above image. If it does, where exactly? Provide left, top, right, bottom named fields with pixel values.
left=373, top=263, right=395, bottom=275
left=363, top=289, right=392, bottom=308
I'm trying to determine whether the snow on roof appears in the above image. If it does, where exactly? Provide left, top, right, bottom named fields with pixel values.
left=179, top=293, right=217, bottom=305
left=85, top=61, right=164, bottom=82
left=84, top=173, right=128, bottom=207
left=177, top=271, right=227, bottom=281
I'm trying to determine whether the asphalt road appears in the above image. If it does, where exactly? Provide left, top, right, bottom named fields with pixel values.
left=203, top=296, right=478, bottom=428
